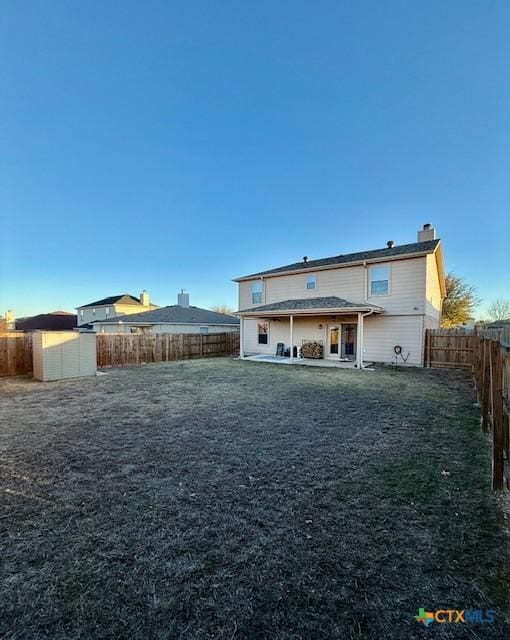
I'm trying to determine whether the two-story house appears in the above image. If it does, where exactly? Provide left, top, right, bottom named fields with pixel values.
left=76, top=290, right=158, bottom=327
left=234, top=224, right=445, bottom=367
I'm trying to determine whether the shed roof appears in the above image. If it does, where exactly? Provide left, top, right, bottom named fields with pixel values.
left=235, top=239, right=440, bottom=281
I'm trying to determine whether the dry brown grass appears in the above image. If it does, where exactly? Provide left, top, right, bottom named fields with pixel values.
left=0, top=358, right=508, bottom=639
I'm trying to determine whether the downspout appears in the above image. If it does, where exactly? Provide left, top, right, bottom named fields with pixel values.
left=358, top=308, right=375, bottom=369
left=363, top=261, right=368, bottom=303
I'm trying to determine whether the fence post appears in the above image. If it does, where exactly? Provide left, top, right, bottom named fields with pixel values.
left=490, top=340, right=504, bottom=491
left=481, top=339, right=491, bottom=432
left=490, top=340, right=504, bottom=490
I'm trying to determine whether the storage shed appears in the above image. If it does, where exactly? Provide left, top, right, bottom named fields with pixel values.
left=33, top=331, right=97, bottom=381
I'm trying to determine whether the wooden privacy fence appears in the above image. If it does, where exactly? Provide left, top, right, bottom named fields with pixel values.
left=0, top=332, right=33, bottom=376
left=0, top=331, right=239, bottom=376
left=424, top=328, right=474, bottom=368
left=424, top=327, right=510, bottom=490
left=96, top=332, right=240, bottom=368
left=472, top=331, right=510, bottom=490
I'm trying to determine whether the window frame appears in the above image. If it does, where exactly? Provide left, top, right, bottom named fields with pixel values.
left=257, top=321, right=269, bottom=345
left=306, top=273, right=317, bottom=290
left=369, top=265, right=390, bottom=296
left=251, top=280, right=263, bottom=305
left=199, top=326, right=209, bottom=334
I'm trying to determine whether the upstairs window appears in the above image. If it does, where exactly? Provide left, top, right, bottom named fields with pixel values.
left=258, top=322, right=269, bottom=344
left=252, top=281, right=263, bottom=304
left=370, top=266, right=390, bottom=296
left=306, top=274, right=317, bottom=290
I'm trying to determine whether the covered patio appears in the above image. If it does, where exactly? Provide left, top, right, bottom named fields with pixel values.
left=236, top=296, right=383, bottom=369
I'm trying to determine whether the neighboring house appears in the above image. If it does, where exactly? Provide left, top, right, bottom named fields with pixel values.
left=93, top=291, right=240, bottom=334
left=485, top=320, right=510, bottom=330
left=16, top=311, right=77, bottom=331
left=234, top=224, right=445, bottom=367
left=0, top=310, right=15, bottom=331
left=76, top=290, right=158, bottom=326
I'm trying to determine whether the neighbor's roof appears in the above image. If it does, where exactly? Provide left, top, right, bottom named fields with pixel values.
left=234, top=239, right=441, bottom=281
left=16, top=312, right=77, bottom=331
left=237, top=296, right=383, bottom=315
left=95, top=305, right=240, bottom=325
left=78, top=294, right=145, bottom=309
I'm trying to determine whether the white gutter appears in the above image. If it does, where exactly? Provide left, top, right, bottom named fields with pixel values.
left=235, top=306, right=382, bottom=317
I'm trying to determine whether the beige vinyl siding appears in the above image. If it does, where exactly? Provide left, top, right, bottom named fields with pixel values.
left=425, top=253, right=442, bottom=319
left=424, top=315, right=440, bottom=330
left=363, top=315, right=424, bottom=366
left=242, top=318, right=286, bottom=355
left=78, top=303, right=157, bottom=325
left=366, top=257, right=426, bottom=314
left=33, top=331, right=97, bottom=381
left=239, top=257, right=427, bottom=316
left=265, top=266, right=365, bottom=305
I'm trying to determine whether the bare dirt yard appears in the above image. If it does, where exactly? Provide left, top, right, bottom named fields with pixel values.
left=1, top=359, right=509, bottom=639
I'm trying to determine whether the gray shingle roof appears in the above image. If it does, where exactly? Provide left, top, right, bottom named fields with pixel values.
left=235, top=239, right=440, bottom=280
left=96, top=305, right=240, bottom=325
left=78, top=294, right=143, bottom=309
left=238, top=296, right=383, bottom=314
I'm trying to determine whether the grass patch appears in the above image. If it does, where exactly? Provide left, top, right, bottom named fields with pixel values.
left=0, top=359, right=509, bottom=638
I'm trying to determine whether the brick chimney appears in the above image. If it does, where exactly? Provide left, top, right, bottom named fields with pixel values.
left=417, top=223, right=437, bottom=242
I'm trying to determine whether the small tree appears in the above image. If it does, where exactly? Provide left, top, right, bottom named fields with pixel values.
left=441, top=272, right=480, bottom=328
left=487, top=298, right=510, bottom=322
left=210, top=305, right=235, bottom=316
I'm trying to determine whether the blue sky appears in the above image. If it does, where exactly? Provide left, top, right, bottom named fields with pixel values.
left=1, top=1, right=508, bottom=318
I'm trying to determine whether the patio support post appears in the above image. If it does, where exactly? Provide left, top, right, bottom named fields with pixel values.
left=239, top=317, right=244, bottom=358
left=356, top=312, right=362, bottom=369
left=289, top=315, right=294, bottom=363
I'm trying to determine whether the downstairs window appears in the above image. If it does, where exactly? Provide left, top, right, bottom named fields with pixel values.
left=258, top=321, right=269, bottom=344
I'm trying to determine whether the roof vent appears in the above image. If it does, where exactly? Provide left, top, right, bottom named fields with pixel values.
left=387, top=240, right=395, bottom=249
left=303, top=256, right=308, bottom=263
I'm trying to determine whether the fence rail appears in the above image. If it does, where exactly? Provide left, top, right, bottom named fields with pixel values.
left=424, top=327, right=510, bottom=490
left=0, top=332, right=239, bottom=376
left=472, top=333, right=510, bottom=490
left=96, top=332, right=240, bottom=368
left=424, top=328, right=474, bottom=368
left=0, top=332, right=33, bottom=376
